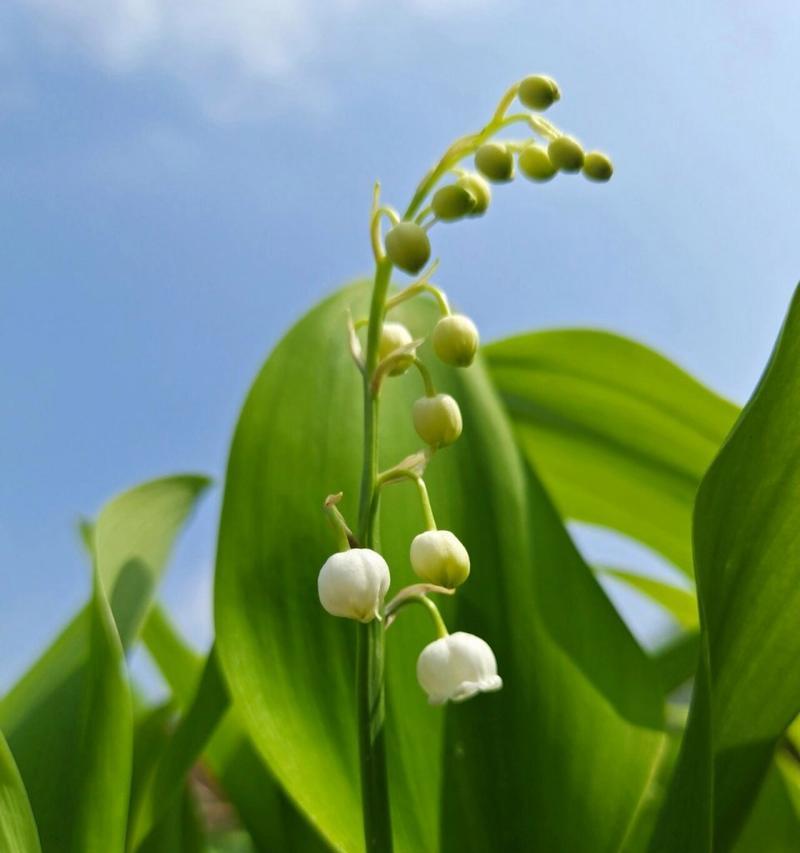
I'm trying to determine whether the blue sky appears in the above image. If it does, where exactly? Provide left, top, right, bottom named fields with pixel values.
left=2, top=0, right=800, bottom=690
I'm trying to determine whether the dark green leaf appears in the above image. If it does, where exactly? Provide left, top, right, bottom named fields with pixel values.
left=130, top=646, right=229, bottom=849
left=142, top=608, right=325, bottom=852
left=650, top=286, right=800, bottom=851
left=0, top=728, right=41, bottom=853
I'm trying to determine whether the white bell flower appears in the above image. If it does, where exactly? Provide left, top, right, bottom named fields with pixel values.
left=416, top=631, right=502, bottom=705
left=410, top=529, right=470, bottom=588
left=318, top=548, right=390, bottom=622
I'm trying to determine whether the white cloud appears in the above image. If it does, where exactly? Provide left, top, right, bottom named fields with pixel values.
left=13, top=0, right=489, bottom=119
left=7, top=0, right=344, bottom=118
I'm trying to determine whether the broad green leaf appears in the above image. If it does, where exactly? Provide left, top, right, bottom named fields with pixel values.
left=484, top=330, right=738, bottom=574
left=69, top=565, right=133, bottom=853
left=0, top=728, right=41, bottom=853
left=649, top=286, right=800, bottom=851
left=215, top=282, right=665, bottom=852
left=142, top=607, right=325, bottom=852
left=0, top=475, right=209, bottom=853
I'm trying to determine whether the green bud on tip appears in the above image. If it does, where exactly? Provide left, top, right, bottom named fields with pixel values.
left=412, top=393, right=463, bottom=448
left=548, top=136, right=585, bottom=173
left=518, top=145, right=558, bottom=182
left=456, top=173, right=491, bottom=216
left=431, top=184, right=477, bottom=222
left=379, top=321, right=415, bottom=376
left=474, top=142, right=515, bottom=183
left=384, top=222, right=431, bottom=274
left=582, top=151, right=614, bottom=182
left=432, top=314, right=479, bottom=367
left=518, top=75, right=561, bottom=111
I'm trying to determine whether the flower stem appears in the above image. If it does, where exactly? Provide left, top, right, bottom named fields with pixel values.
left=356, top=255, right=394, bottom=853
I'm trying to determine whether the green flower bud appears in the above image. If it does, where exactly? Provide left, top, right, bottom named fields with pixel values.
left=518, top=145, right=557, bottom=182
left=548, top=136, right=585, bottom=173
left=582, top=151, right=614, bottom=182
left=518, top=75, right=560, bottom=111
left=456, top=173, right=491, bottom=216
left=384, top=222, right=431, bottom=274
left=431, top=184, right=476, bottom=222
left=412, top=393, right=463, bottom=448
left=410, top=530, right=470, bottom=588
left=432, top=314, right=479, bottom=367
left=379, top=322, right=415, bottom=376
left=474, top=142, right=514, bottom=183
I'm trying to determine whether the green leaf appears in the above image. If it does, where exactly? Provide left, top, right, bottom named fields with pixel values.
left=130, top=646, right=229, bottom=849
left=597, top=567, right=698, bottom=630
left=649, top=286, right=800, bottom=851
left=214, top=282, right=665, bottom=852
left=0, top=728, right=41, bottom=853
left=0, top=475, right=209, bottom=853
left=69, top=565, right=133, bottom=853
left=650, top=631, right=700, bottom=695
left=142, top=607, right=325, bottom=852
left=483, top=330, right=738, bottom=574
left=733, top=754, right=800, bottom=853
left=128, top=703, right=207, bottom=853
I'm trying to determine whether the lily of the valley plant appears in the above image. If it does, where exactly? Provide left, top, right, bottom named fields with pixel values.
left=316, top=73, right=612, bottom=852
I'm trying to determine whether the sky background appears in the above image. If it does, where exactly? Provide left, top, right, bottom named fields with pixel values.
left=2, top=0, right=800, bottom=691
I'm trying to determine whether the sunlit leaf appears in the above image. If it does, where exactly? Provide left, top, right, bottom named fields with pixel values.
left=68, top=566, right=132, bottom=852
left=0, top=476, right=209, bottom=853
left=484, top=330, right=738, bottom=574
left=597, top=567, right=698, bottom=630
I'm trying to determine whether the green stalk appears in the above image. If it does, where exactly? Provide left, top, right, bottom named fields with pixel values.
left=356, top=255, right=394, bottom=853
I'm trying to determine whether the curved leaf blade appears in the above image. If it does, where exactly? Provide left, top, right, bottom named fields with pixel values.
left=0, top=475, right=209, bottom=853
left=69, top=566, right=133, bottom=853
left=0, top=728, right=41, bottom=853
left=484, top=330, right=738, bottom=574
left=650, top=285, right=800, bottom=851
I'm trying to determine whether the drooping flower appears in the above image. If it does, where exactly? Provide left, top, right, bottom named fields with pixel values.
left=410, top=530, right=470, bottom=588
left=416, top=632, right=502, bottom=704
left=318, top=548, right=390, bottom=622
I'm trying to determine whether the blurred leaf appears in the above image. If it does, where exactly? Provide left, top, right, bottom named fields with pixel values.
left=597, top=567, right=698, bottom=630
left=69, top=565, right=132, bottom=852
left=129, top=703, right=207, bottom=853
left=484, top=330, right=738, bottom=574
left=130, top=646, right=228, bottom=849
left=214, top=282, right=665, bottom=852
left=0, top=728, right=41, bottom=853
left=141, top=605, right=204, bottom=705
left=649, top=286, right=800, bottom=851
left=142, top=608, right=326, bottom=852
left=650, top=631, right=700, bottom=696
left=732, top=754, right=800, bottom=853
left=0, top=475, right=209, bottom=853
